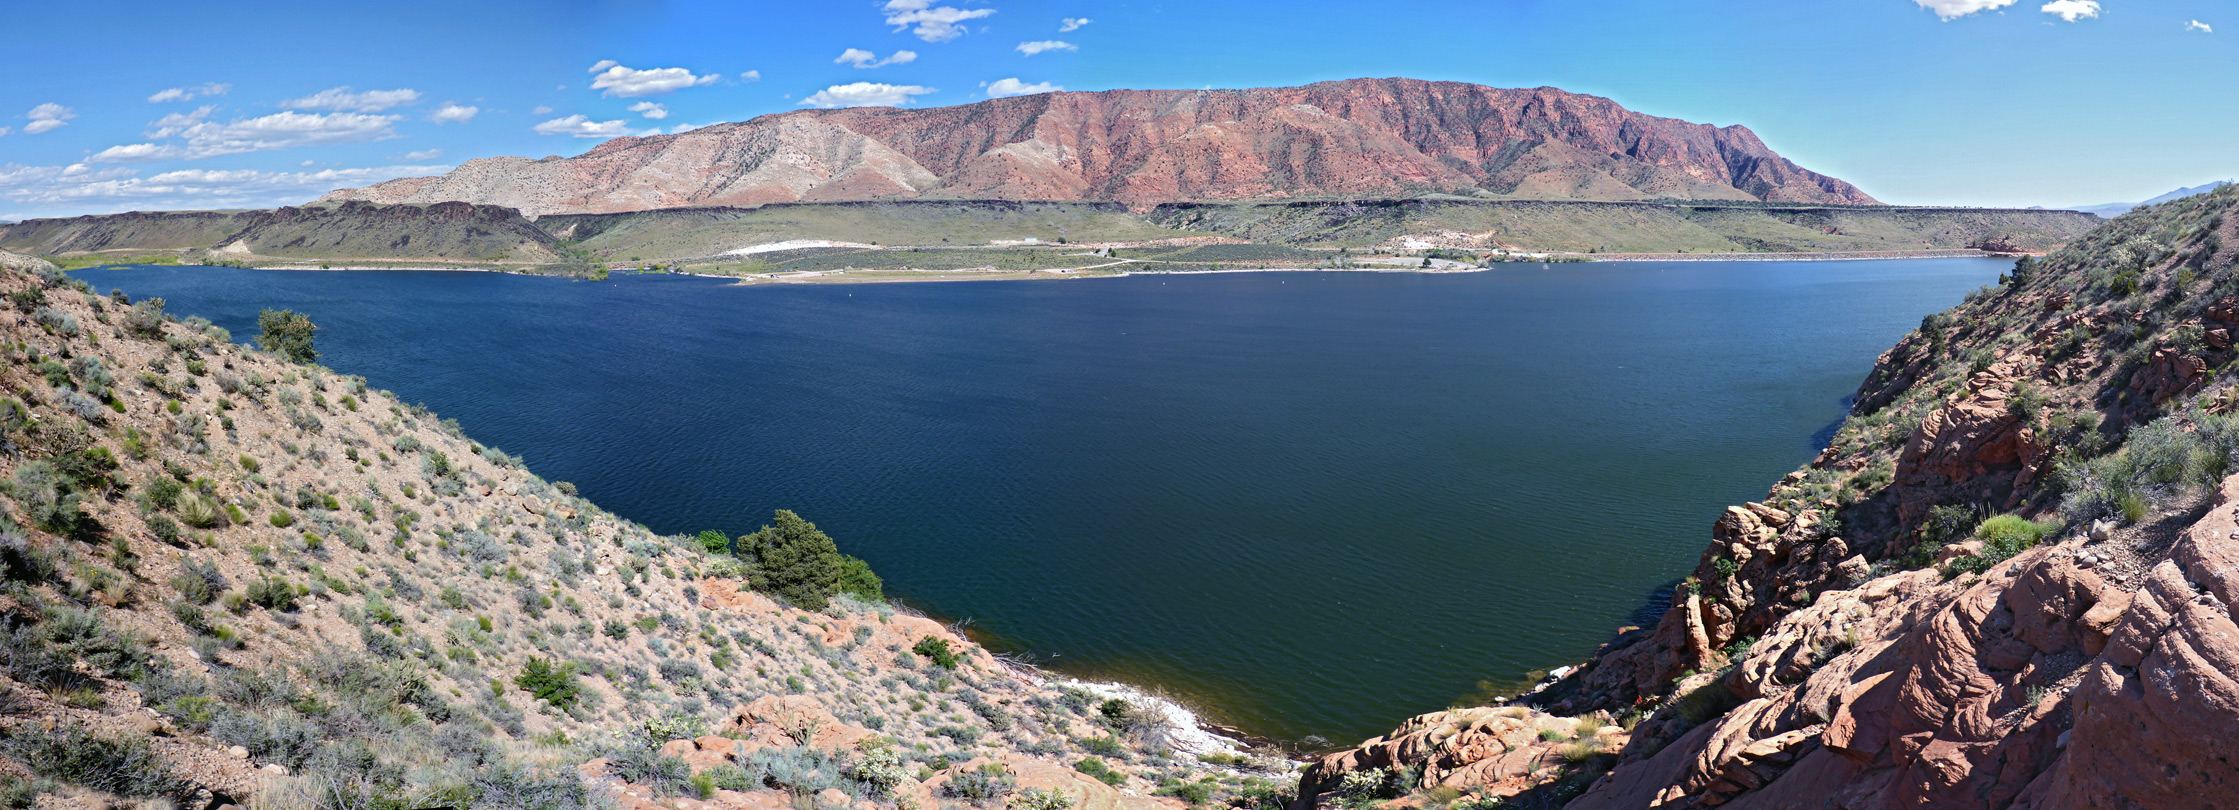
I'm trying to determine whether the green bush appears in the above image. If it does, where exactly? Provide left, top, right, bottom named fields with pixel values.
left=1947, top=514, right=2062, bottom=577
left=734, top=510, right=881, bottom=610
left=243, top=577, right=297, bottom=611
left=269, top=510, right=294, bottom=528
left=177, top=489, right=226, bottom=528
left=2059, top=409, right=2239, bottom=523
left=256, top=308, right=318, bottom=364
left=1156, top=779, right=1216, bottom=806
left=913, top=636, right=959, bottom=669
left=515, top=657, right=582, bottom=708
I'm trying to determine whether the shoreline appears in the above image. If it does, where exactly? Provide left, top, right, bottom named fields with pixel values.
left=58, top=247, right=2024, bottom=284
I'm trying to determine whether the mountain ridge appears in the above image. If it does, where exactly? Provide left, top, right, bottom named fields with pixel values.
left=322, top=78, right=1880, bottom=215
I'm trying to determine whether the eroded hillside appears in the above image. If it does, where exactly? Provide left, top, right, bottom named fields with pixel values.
left=0, top=258, right=1296, bottom=808
left=1290, top=188, right=2239, bottom=807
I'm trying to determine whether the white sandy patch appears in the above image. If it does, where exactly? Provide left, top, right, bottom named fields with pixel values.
left=723, top=239, right=874, bottom=256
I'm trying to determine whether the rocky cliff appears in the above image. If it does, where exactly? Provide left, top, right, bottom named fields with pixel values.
left=321, top=78, right=1879, bottom=215
left=1293, top=188, right=2239, bottom=806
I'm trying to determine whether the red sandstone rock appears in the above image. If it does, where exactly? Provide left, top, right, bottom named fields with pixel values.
left=323, top=79, right=1878, bottom=215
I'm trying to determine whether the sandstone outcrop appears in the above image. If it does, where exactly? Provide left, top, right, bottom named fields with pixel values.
left=324, top=78, right=1880, bottom=215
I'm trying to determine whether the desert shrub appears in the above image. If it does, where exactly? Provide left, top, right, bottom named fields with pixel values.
left=171, top=557, right=228, bottom=604
left=1073, top=757, right=1125, bottom=786
left=0, top=724, right=189, bottom=801
left=123, top=298, right=167, bottom=338
left=1156, top=778, right=1216, bottom=805
left=177, top=489, right=226, bottom=528
left=1946, top=514, right=2063, bottom=577
left=742, top=745, right=848, bottom=796
left=1078, top=735, right=1125, bottom=757
left=1336, top=768, right=1402, bottom=802
left=257, top=308, right=319, bottom=364
left=913, top=636, right=959, bottom=669
left=33, top=308, right=77, bottom=336
left=845, top=742, right=913, bottom=797
left=244, top=577, right=299, bottom=611
left=209, top=708, right=321, bottom=770
left=515, top=657, right=581, bottom=708
left=142, top=475, right=183, bottom=510
left=6, top=462, right=86, bottom=538
left=944, top=762, right=1016, bottom=801
left=1010, top=787, right=1076, bottom=810
left=467, top=759, right=593, bottom=810
left=2060, top=409, right=2239, bottom=522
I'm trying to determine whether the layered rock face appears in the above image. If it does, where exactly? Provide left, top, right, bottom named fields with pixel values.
left=0, top=200, right=560, bottom=262
left=323, top=78, right=1879, bottom=215
left=1294, top=183, right=2239, bottom=808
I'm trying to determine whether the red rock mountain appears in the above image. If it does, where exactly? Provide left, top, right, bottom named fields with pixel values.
left=323, top=78, right=1879, bottom=215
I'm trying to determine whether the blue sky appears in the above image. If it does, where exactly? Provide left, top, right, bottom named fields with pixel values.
left=0, top=0, right=2229, bottom=220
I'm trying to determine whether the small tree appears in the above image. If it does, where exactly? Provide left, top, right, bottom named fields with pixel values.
left=515, top=657, right=581, bottom=708
left=737, top=509, right=845, bottom=609
left=256, top=309, right=318, bottom=364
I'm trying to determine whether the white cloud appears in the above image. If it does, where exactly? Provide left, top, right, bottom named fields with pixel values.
left=24, top=104, right=75, bottom=135
left=429, top=104, right=479, bottom=124
left=985, top=78, right=1062, bottom=98
left=883, top=0, right=996, bottom=42
left=588, top=63, right=719, bottom=97
left=1913, top=0, right=2018, bottom=19
left=88, top=143, right=187, bottom=163
left=281, top=87, right=422, bottom=112
left=836, top=48, right=919, bottom=68
left=532, top=105, right=554, bottom=115
left=1016, top=40, right=1077, bottom=56
left=2186, top=19, right=2213, bottom=32
left=671, top=123, right=704, bottom=134
left=0, top=127, right=11, bottom=137
left=0, top=162, right=451, bottom=214
left=90, top=110, right=401, bottom=163
left=146, top=106, right=215, bottom=138
left=532, top=114, right=631, bottom=138
left=629, top=101, right=669, bottom=120
left=2040, top=0, right=2099, bottom=22
left=800, top=82, right=938, bottom=108
left=147, top=82, right=231, bottom=103
left=397, top=149, right=444, bottom=161
left=741, top=71, right=762, bottom=82
left=589, top=60, right=619, bottom=73
left=1059, top=17, right=1090, bottom=32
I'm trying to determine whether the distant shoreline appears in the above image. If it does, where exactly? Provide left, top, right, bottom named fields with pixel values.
left=66, top=248, right=2025, bottom=286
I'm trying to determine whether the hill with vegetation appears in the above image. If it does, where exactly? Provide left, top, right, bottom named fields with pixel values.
left=1147, top=199, right=2101, bottom=253
left=1286, top=184, right=2239, bottom=808
left=539, top=201, right=1195, bottom=260
left=0, top=263, right=1326, bottom=809
left=0, top=202, right=560, bottom=267
left=320, top=78, right=1878, bottom=216
left=0, top=198, right=2103, bottom=278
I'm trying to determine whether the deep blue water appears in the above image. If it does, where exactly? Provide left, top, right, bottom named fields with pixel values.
left=78, top=260, right=2004, bottom=743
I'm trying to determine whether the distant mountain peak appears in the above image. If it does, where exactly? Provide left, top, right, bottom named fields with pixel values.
left=323, top=77, right=1879, bottom=216
left=2076, top=180, right=2232, bottom=218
